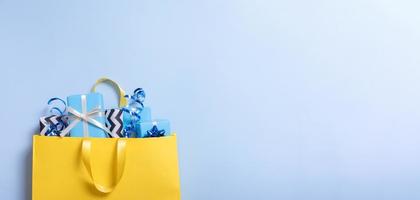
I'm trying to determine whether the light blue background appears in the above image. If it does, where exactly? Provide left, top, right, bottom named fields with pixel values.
left=1, top=0, right=420, bottom=199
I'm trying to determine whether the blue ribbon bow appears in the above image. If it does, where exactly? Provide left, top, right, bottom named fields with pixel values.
left=146, top=125, right=166, bottom=137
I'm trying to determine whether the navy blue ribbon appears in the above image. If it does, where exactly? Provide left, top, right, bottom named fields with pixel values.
left=47, top=97, right=67, bottom=116
left=44, top=116, right=68, bottom=136
left=146, top=125, right=165, bottom=137
left=44, top=98, right=68, bottom=136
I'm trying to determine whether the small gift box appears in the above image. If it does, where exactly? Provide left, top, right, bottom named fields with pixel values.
left=139, top=106, right=151, bottom=121
left=136, top=119, right=171, bottom=138
left=39, top=115, right=68, bottom=136
left=66, top=93, right=108, bottom=138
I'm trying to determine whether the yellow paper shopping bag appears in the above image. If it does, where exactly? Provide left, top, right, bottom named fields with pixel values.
left=32, top=135, right=181, bottom=199
left=34, top=77, right=180, bottom=199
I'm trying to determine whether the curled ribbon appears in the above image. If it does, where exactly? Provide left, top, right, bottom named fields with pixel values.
left=121, top=88, right=146, bottom=138
left=47, top=97, right=67, bottom=116
left=42, top=98, right=68, bottom=136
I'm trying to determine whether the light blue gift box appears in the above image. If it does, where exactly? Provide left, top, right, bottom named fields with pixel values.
left=136, top=119, right=171, bottom=138
left=140, top=106, right=151, bottom=122
left=67, top=93, right=107, bottom=138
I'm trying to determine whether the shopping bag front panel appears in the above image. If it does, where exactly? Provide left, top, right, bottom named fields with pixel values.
left=32, top=135, right=180, bottom=200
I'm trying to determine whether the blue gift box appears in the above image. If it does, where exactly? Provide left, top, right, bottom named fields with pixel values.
left=67, top=93, right=107, bottom=138
left=140, top=107, right=151, bottom=122
left=136, top=119, right=171, bottom=138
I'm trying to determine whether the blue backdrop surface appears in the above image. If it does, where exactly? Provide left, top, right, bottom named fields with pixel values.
left=1, top=0, right=420, bottom=199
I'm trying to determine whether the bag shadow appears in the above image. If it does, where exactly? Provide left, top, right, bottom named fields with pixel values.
left=23, top=127, right=36, bottom=200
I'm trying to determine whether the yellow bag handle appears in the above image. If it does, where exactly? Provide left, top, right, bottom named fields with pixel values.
left=81, top=139, right=127, bottom=193
left=91, top=77, right=128, bottom=108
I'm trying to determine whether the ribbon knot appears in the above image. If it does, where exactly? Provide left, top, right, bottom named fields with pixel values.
left=80, top=113, right=88, bottom=121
